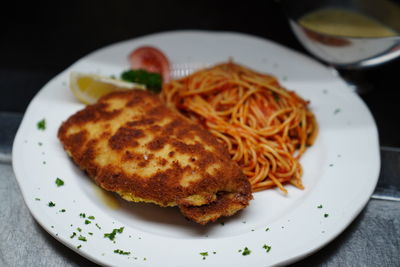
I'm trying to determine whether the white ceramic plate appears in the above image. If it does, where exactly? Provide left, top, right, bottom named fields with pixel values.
left=12, top=31, right=380, bottom=267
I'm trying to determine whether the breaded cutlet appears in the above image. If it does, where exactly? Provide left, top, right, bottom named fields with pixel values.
left=58, top=90, right=252, bottom=224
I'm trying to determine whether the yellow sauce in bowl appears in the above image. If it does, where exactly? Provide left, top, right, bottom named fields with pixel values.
left=299, top=8, right=398, bottom=38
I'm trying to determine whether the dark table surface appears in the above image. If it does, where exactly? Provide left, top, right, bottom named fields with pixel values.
left=1, top=1, right=399, bottom=266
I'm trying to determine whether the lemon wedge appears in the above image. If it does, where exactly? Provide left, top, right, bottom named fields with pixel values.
left=69, top=72, right=146, bottom=104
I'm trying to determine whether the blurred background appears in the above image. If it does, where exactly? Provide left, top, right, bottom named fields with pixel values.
left=1, top=0, right=399, bottom=148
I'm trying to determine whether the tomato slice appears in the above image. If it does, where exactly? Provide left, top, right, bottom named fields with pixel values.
left=128, top=46, right=171, bottom=82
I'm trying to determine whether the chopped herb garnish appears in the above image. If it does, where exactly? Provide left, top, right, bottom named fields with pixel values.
left=273, top=92, right=281, bottom=102
left=242, top=247, right=251, bottom=256
left=60, top=209, right=66, bottom=212
left=55, top=178, right=64, bottom=187
left=121, top=69, right=162, bottom=93
left=265, top=227, right=270, bottom=231
left=48, top=201, right=56, bottom=207
left=37, top=119, right=46, bottom=130
left=78, top=235, right=87, bottom=242
left=200, top=252, right=208, bottom=256
left=95, top=223, right=101, bottom=230
left=104, top=227, right=124, bottom=241
left=213, top=251, right=216, bottom=254
left=84, top=220, right=91, bottom=225
left=263, top=244, right=272, bottom=253
left=77, top=227, right=82, bottom=232
left=114, top=249, right=130, bottom=255
left=35, top=198, right=41, bottom=201
left=70, top=232, right=77, bottom=239
left=324, top=213, right=329, bottom=218
left=88, top=215, right=95, bottom=220
left=79, top=213, right=86, bottom=218
left=88, top=232, right=93, bottom=235
left=77, top=245, right=82, bottom=249
left=317, top=205, right=323, bottom=209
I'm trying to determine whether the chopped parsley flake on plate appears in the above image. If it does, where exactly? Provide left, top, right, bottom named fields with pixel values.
left=37, top=119, right=46, bottom=130
left=317, top=205, right=323, bottom=209
left=55, top=178, right=64, bottom=187
left=85, top=220, right=91, bottom=225
left=48, top=201, right=56, bottom=207
left=114, top=249, right=130, bottom=255
left=263, top=244, right=272, bottom=253
left=104, top=227, right=124, bottom=241
left=241, top=247, right=251, bottom=256
left=88, top=216, right=95, bottom=220
left=199, top=252, right=208, bottom=259
left=78, top=235, right=87, bottom=242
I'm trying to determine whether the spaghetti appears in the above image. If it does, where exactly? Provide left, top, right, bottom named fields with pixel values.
left=161, top=62, right=318, bottom=193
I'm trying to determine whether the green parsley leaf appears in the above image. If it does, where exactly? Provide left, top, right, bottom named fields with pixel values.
left=265, top=227, right=270, bottom=231
left=79, top=213, right=86, bottom=218
left=242, top=247, right=251, bottom=256
left=78, top=235, right=87, bottom=242
left=114, top=249, right=131, bottom=255
left=70, top=232, right=77, bottom=239
left=200, top=252, right=208, bottom=256
left=95, top=223, right=102, bottom=230
left=104, top=227, right=124, bottom=241
left=84, top=220, right=91, bottom=225
left=77, top=227, right=82, bottom=232
left=317, top=205, right=323, bottom=209
left=88, top=216, right=95, bottom=220
left=263, top=244, right=272, bottom=253
left=55, top=178, right=64, bottom=187
left=324, top=213, right=329, bottom=218
left=121, top=69, right=162, bottom=94
left=48, top=201, right=56, bottom=207
left=35, top=198, right=41, bottom=201
left=37, top=119, right=46, bottom=130
left=77, top=245, right=82, bottom=249
left=60, top=209, right=66, bottom=212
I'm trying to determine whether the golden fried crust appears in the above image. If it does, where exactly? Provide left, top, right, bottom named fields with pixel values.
left=58, top=90, right=252, bottom=224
